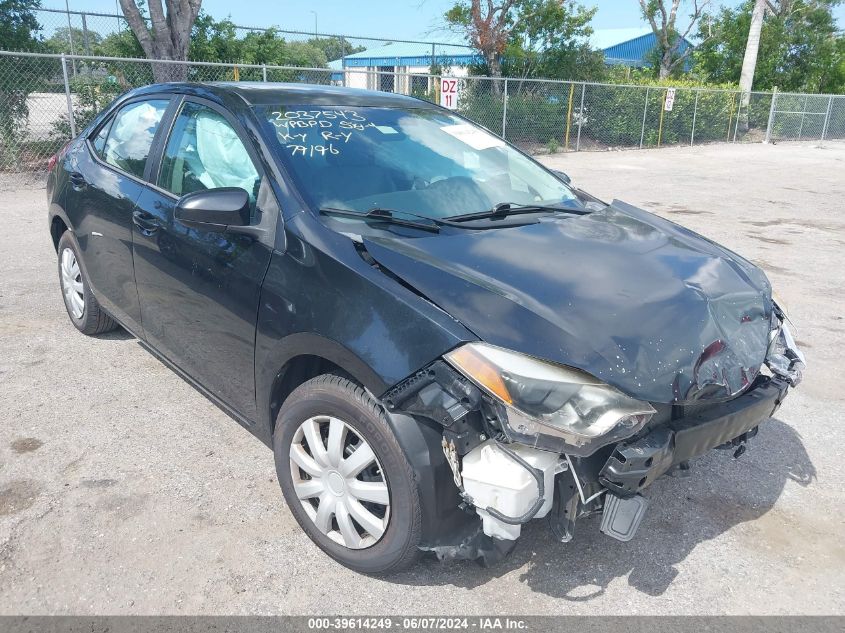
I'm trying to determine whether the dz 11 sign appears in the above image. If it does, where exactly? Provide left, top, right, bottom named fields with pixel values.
left=440, top=78, right=459, bottom=109
left=664, top=88, right=676, bottom=111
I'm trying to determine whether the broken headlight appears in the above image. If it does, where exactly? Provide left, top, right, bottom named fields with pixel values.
left=766, top=306, right=805, bottom=387
left=444, top=343, right=656, bottom=456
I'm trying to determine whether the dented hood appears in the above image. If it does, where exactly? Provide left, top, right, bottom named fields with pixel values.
left=363, top=201, right=773, bottom=404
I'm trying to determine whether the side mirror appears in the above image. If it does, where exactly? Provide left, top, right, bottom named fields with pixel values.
left=175, top=187, right=250, bottom=231
left=551, top=169, right=572, bottom=185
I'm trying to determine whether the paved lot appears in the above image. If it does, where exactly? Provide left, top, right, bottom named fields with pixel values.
left=1, top=141, right=844, bottom=615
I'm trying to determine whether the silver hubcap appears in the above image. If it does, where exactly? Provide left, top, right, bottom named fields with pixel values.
left=289, top=416, right=390, bottom=549
left=60, top=248, right=84, bottom=319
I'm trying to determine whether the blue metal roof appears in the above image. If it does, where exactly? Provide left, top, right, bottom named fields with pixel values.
left=329, top=30, right=692, bottom=71
left=592, top=29, right=694, bottom=68
left=338, top=41, right=481, bottom=68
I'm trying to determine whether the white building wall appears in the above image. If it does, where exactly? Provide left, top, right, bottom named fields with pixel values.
left=343, top=64, right=470, bottom=93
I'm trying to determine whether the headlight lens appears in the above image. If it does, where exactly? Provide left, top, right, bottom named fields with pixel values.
left=445, top=343, right=656, bottom=456
left=766, top=320, right=805, bottom=387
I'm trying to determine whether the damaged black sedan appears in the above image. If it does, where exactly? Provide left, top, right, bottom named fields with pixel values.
left=46, top=83, right=805, bottom=574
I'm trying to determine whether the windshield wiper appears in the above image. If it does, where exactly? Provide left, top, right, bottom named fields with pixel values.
left=447, top=202, right=589, bottom=223
left=320, top=207, right=440, bottom=233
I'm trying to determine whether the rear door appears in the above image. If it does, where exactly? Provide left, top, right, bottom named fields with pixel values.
left=66, top=97, right=172, bottom=332
left=131, top=97, right=274, bottom=419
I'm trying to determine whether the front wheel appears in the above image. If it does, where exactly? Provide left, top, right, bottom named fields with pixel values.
left=273, top=374, right=422, bottom=574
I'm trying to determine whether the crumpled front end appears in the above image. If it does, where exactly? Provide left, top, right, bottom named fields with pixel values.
left=385, top=308, right=804, bottom=562
left=364, top=201, right=778, bottom=407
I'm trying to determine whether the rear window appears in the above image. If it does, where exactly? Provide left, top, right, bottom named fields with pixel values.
left=99, top=99, right=169, bottom=179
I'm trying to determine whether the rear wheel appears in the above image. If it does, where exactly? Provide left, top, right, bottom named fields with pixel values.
left=57, top=231, right=118, bottom=335
left=273, top=374, right=422, bottom=574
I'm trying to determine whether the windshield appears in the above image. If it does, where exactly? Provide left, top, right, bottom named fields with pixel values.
left=256, top=105, right=578, bottom=219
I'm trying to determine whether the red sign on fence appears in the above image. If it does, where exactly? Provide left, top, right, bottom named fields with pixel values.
left=440, top=78, right=459, bottom=109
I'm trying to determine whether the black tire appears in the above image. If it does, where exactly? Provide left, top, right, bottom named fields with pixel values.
left=57, top=231, right=118, bottom=336
left=273, top=374, right=422, bottom=574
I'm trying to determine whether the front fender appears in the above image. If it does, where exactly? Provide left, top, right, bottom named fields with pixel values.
left=254, top=216, right=475, bottom=438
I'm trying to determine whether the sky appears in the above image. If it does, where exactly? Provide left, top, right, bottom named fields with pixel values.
left=50, top=1, right=845, bottom=42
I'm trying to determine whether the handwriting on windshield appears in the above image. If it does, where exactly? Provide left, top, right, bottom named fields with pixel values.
left=288, top=144, right=340, bottom=157
left=270, top=109, right=378, bottom=158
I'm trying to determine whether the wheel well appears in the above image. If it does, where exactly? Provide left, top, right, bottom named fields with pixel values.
left=50, top=216, right=68, bottom=251
left=269, top=355, right=344, bottom=432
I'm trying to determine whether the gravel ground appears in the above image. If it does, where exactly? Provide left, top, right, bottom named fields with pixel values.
left=0, top=141, right=843, bottom=615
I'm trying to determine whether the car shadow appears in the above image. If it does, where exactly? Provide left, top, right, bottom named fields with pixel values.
left=389, top=418, right=815, bottom=599
left=96, top=326, right=135, bottom=341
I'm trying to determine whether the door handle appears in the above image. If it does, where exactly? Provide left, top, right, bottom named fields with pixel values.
left=69, top=172, right=87, bottom=190
left=132, top=210, right=160, bottom=234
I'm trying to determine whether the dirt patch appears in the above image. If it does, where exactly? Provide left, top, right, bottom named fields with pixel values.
left=753, top=259, right=795, bottom=276
left=749, top=234, right=791, bottom=245
left=10, top=437, right=43, bottom=454
left=80, top=478, right=118, bottom=489
left=665, top=208, right=713, bottom=216
left=645, top=202, right=713, bottom=216
left=744, top=219, right=789, bottom=227
left=0, top=480, right=42, bottom=516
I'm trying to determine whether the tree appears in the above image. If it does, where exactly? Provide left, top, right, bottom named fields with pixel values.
left=445, top=0, right=597, bottom=90
left=736, top=0, right=767, bottom=128
left=638, top=0, right=711, bottom=78
left=738, top=0, right=767, bottom=94
left=0, top=0, right=41, bottom=51
left=445, top=0, right=513, bottom=86
left=189, top=13, right=333, bottom=68
left=118, top=0, right=203, bottom=82
left=693, top=1, right=844, bottom=93
left=99, top=28, right=146, bottom=59
left=307, top=37, right=366, bottom=62
left=506, top=0, right=600, bottom=80
left=44, top=27, right=104, bottom=55
left=189, top=12, right=241, bottom=62
left=239, top=29, right=327, bottom=68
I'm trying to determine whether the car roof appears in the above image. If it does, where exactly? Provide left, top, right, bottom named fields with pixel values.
left=125, top=81, right=440, bottom=109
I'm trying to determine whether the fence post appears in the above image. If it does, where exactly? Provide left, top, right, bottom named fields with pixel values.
left=64, top=1, right=77, bottom=76
left=690, top=91, right=699, bottom=145
left=262, top=64, right=267, bottom=82
left=61, top=54, right=76, bottom=138
left=639, top=87, right=650, bottom=148
left=764, top=88, right=778, bottom=143
left=575, top=82, right=586, bottom=152
left=797, top=94, right=809, bottom=140
left=501, top=78, right=508, bottom=139
left=81, top=13, right=92, bottom=56
left=733, top=92, right=743, bottom=142
left=821, top=94, right=833, bottom=141
left=341, top=40, right=347, bottom=87
left=726, top=93, right=736, bottom=142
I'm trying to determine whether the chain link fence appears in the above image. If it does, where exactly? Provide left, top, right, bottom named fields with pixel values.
left=2, top=51, right=844, bottom=186
left=29, top=6, right=473, bottom=72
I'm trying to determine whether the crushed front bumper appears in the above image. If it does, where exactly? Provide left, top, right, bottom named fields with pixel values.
left=599, top=376, right=789, bottom=497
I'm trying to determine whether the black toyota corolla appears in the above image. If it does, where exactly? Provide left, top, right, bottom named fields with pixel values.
left=46, top=82, right=805, bottom=573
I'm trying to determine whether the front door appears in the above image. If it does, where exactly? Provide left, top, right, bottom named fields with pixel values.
left=131, top=98, right=273, bottom=419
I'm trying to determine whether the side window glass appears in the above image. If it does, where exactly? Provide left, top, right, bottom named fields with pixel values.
left=102, top=99, right=169, bottom=178
left=158, top=102, right=261, bottom=209
left=91, top=117, right=113, bottom=159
